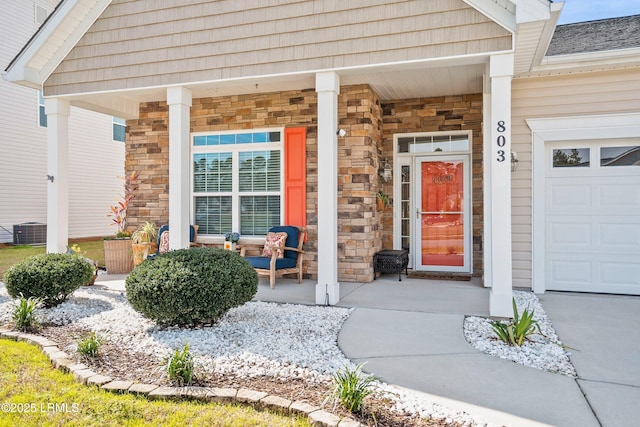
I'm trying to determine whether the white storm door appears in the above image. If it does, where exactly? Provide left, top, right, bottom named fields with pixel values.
left=415, top=155, right=471, bottom=272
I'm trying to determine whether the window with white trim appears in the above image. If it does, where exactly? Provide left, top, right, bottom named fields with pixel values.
left=113, top=117, right=126, bottom=142
left=38, top=91, right=47, bottom=127
left=192, top=130, right=283, bottom=237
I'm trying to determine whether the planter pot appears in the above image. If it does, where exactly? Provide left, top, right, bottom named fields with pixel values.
left=104, top=239, right=133, bottom=274
left=132, top=242, right=157, bottom=266
left=224, top=241, right=236, bottom=251
left=377, top=196, right=386, bottom=211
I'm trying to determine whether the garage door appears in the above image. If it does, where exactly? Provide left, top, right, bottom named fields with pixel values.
left=546, top=142, right=640, bottom=294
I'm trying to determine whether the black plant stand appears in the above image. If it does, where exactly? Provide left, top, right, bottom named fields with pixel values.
left=373, top=249, right=409, bottom=281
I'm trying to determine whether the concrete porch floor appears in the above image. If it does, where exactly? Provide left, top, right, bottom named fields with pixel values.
left=95, top=272, right=640, bottom=426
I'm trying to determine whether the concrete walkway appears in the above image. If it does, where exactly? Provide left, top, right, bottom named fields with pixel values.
left=96, top=274, right=640, bottom=426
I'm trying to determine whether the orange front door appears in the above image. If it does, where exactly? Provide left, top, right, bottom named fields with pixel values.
left=416, top=156, right=470, bottom=272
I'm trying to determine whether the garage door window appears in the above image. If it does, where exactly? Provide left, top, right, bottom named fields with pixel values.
left=600, top=145, right=640, bottom=167
left=552, top=148, right=590, bottom=168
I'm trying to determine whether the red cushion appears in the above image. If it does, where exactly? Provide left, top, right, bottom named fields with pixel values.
left=262, top=232, right=287, bottom=258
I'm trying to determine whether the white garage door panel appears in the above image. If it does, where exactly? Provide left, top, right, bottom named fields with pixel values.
left=549, top=183, right=591, bottom=210
left=546, top=145, right=640, bottom=295
left=548, top=257, right=592, bottom=288
left=548, top=221, right=591, bottom=245
left=548, top=254, right=640, bottom=294
left=600, top=261, right=640, bottom=289
left=600, top=222, right=640, bottom=247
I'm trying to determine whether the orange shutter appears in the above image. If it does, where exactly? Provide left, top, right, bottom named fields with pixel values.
left=284, top=127, right=307, bottom=228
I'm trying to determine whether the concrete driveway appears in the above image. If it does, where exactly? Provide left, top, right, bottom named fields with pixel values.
left=254, top=277, right=640, bottom=426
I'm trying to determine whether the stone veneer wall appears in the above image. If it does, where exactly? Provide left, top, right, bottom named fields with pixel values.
left=125, top=86, right=384, bottom=282
left=381, top=94, right=484, bottom=276
left=338, top=85, right=384, bottom=282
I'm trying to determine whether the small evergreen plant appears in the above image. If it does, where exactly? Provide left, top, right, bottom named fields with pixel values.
left=4, top=253, right=93, bottom=307
left=125, top=247, right=258, bottom=327
left=166, top=343, right=194, bottom=386
left=12, top=295, right=42, bottom=332
left=491, top=298, right=543, bottom=346
left=328, top=363, right=376, bottom=414
left=77, top=332, right=103, bottom=359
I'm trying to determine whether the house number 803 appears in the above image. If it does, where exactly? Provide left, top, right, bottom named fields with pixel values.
left=496, top=120, right=506, bottom=162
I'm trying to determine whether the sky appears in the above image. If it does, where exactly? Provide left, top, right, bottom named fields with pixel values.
left=557, top=0, right=640, bottom=24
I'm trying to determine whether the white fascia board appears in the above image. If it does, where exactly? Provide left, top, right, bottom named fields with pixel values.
left=512, top=0, right=551, bottom=23
left=463, top=0, right=516, bottom=32
left=5, top=0, right=111, bottom=87
left=534, top=47, right=640, bottom=73
left=529, top=3, right=563, bottom=68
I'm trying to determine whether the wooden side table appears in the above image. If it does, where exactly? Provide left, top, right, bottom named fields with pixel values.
left=373, top=249, right=409, bottom=281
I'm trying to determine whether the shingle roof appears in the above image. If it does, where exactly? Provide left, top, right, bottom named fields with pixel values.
left=547, top=14, right=640, bottom=56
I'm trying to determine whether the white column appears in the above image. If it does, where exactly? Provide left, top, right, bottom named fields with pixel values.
left=167, top=87, right=192, bottom=250
left=487, top=53, right=514, bottom=317
left=315, top=72, right=340, bottom=305
left=44, top=98, right=70, bottom=253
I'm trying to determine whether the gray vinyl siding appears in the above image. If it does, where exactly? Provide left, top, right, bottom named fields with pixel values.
left=44, top=0, right=511, bottom=96
left=510, top=68, right=640, bottom=288
left=0, top=0, right=125, bottom=243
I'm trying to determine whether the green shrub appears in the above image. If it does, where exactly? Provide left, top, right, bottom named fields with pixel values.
left=166, top=343, right=194, bottom=386
left=77, top=332, right=103, bottom=359
left=491, top=298, right=542, bottom=346
left=125, top=247, right=258, bottom=327
left=12, top=294, right=43, bottom=332
left=328, top=363, right=376, bottom=414
left=4, top=253, right=94, bottom=308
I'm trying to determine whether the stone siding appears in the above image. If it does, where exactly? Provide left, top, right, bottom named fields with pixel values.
left=126, top=86, right=384, bottom=282
left=381, top=94, right=484, bottom=276
left=125, top=89, right=483, bottom=281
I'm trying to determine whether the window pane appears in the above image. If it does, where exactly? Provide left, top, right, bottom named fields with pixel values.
left=220, top=134, right=235, bottom=145
left=194, top=136, right=207, bottom=146
left=39, top=106, right=47, bottom=127
left=398, top=137, right=412, bottom=153
left=253, top=132, right=269, bottom=143
left=240, top=196, right=280, bottom=235
left=553, top=148, right=590, bottom=167
left=195, top=196, right=232, bottom=235
left=38, top=91, right=47, bottom=128
left=237, top=133, right=252, bottom=144
left=601, top=146, right=640, bottom=167
left=113, top=123, right=126, bottom=142
left=193, top=153, right=232, bottom=192
left=269, top=132, right=281, bottom=142
left=238, top=150, right=280, bottom=192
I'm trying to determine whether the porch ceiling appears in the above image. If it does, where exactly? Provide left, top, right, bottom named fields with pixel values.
left=64, top=60, right=488, bottom=119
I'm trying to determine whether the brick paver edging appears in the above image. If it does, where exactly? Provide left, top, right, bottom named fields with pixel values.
left=0, top=328, right=361, bottom=427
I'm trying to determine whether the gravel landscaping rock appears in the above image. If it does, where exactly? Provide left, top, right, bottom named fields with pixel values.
left=463, top=290, right=576, bottom=377
left=0, top=283, right=575, bottom=426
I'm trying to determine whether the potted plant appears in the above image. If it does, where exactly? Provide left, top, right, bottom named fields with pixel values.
left=377, top=190, right=391, bottom=210
left=224, top=231, right=240, bottom=251
left=131, top=221, right=159, bottom=266
left=103, top=172, right=138, bottom=274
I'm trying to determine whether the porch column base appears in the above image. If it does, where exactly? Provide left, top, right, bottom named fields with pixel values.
left=316, top=282, right=340, bottom=306
left=490, top=288, right=513, bottom=317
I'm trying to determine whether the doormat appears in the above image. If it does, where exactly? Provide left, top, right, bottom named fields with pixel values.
left=407, top=271, right=472, bottom=281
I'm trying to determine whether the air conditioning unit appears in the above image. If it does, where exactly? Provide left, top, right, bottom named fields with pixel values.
left=13, top=222, right=47, bottom=245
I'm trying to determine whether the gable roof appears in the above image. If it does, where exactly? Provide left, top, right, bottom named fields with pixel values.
left=547, top=15, right=640, bottom=56
left=4, top=0, right=111, bottom=89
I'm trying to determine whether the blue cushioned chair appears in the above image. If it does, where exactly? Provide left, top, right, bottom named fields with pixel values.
left=148, top=224, right=198, bottom=258
left=245, top=225, right=306, bottom=289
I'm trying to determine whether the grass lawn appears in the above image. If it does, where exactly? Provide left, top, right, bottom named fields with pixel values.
left=0, top=338, right=311, bottom=427
left=0, top=239, right=106, bottom=278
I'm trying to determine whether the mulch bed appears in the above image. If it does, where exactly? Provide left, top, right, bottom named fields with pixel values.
left=38, top=323, right=461, bottom=427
